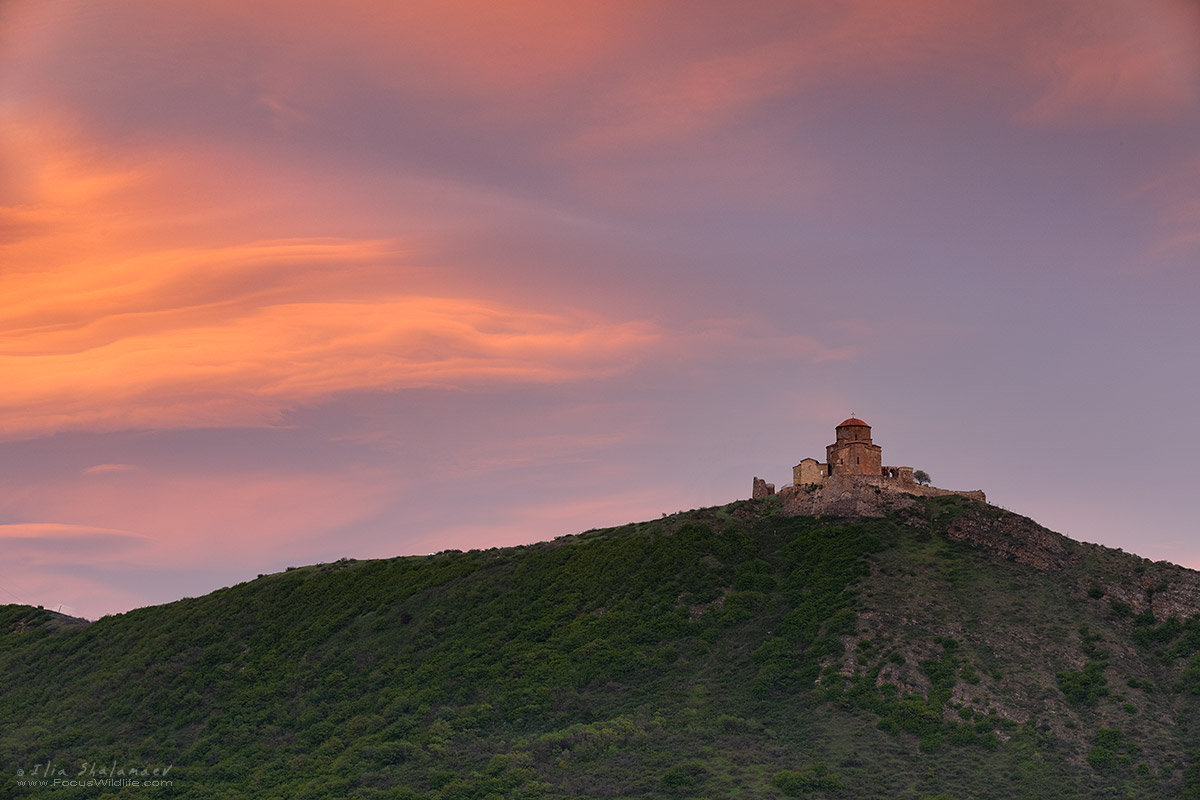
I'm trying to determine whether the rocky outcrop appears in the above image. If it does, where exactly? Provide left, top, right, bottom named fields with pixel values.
left=942, top=511, right=1070, bottom=571
left=1088, top=557, right=1200, bottom=622
left=932, top=504, right=1200, bottom=622
left=767, top=479, right=1200, bottom=624
left=778, top=477, right=921, bottom=517
left=776, top=475, right=983, bottom=519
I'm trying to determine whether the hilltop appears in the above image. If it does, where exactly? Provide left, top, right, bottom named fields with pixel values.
left=4, top=495, right=1200, bottom=799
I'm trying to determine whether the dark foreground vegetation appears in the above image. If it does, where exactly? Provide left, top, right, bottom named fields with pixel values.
left=5, top=496, right=1200, bottom=798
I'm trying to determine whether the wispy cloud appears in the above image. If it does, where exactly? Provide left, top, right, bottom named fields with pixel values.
left=0, top=288, right=661, bottom=437
left=0, top=122, right=665, bottom=438
left=1, top=0, right=1196, bottom=622
left=1014, top=1, right=1200, bottom=126
left=81, top=463, right=140, bottom=475
left=1129, top=151, right=1200, bottom=264
left=0, top=523, right=145, bottom=561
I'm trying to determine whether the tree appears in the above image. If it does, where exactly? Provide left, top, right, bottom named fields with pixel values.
left=913, top=469, right=931, bottom=486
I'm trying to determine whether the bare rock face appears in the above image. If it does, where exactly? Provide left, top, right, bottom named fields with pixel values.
left=942, top=512, right=1070, bottom=572
left=767, top=477, right=1200, bottom=625
left=776, top=476, right=966, bottom=519
left=1085, top=554, right=1200, bottom=622
left=928, top=503, right=1200, bottom=623
left=1146, top=578, right=1200, bottom=620
left=779, top=479, right=917, bottom=518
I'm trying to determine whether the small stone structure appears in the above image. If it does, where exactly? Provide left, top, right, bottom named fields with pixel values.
left=752, top=417, right=985, bottom=514
left=751, top=477, right=775, bottom=499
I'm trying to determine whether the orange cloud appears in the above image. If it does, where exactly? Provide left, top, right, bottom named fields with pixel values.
left=0, top=113, right=868, bottom=440
left=0, top=276, right=662, bottom=437
left=0, top=522, right=142, bottom=547
left=0, top=121, right=665, bottom=438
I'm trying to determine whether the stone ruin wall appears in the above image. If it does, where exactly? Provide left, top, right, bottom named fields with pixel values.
left=751, top=472, right=986, bottom=517
left=773, top=474, right=987, bottom=517
left=836, top=473, right=986, bottom=503
left=752, top=476, right=775, bottom=499
left=751, top=418, right=985, bottom=512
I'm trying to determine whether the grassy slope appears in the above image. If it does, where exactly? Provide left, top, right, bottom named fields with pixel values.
left=3, top=496, right=1200, bottom=799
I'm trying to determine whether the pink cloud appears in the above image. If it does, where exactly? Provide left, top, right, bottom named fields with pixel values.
left=1130, top=152, right=1200, bottom=262
left=81, top=463, right=140, bottom=476
left=1015, top=1, right=1200, bottom=126
left=0, top=460, right=412, bottom=616
left=0, top=522, right=143, bottom=550
left=397, top=486, right=684, bottom=557
left=0, top=523, right=151, bottom=614
left=0, top=469, right=394, bottom=563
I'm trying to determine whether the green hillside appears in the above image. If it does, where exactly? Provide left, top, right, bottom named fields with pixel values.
left=5, top=495, right=1200, bottom=799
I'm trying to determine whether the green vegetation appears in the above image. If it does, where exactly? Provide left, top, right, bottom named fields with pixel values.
left=1057, top=662, right=1110, bottom=707
left=1086, top=727, right=1140, bottom=773
left=773, top=760, right=843, bottom=795
left=3, top=496, right=1200, bottom=798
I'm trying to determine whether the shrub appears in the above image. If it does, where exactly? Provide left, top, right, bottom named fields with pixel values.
left=1087, top=728, right=1133, bottom=774
left=660, top=761, right=708, bottom=793
left=920, top=731, right=944, bottom=752
left=1177, top=653, right=1200, bottom=694
left=1057, top=661, right=1109, bottom=706
left=773, top=761, right=843, bottom=796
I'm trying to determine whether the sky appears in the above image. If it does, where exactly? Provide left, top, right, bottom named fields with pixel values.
left=1, top=0, right=1199, bottom=619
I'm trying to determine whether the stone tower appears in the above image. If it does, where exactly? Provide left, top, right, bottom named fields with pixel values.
left=826, top=417, right=882, bottom=476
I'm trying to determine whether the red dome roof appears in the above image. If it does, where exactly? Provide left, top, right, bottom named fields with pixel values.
left=836, top=417, right=870, bottom=428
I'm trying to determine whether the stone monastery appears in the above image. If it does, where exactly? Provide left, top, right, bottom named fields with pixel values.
left=752, top=417, right=985, bottom=515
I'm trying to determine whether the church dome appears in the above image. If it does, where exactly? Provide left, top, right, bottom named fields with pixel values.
left=836, top=417, right=870, bottom=428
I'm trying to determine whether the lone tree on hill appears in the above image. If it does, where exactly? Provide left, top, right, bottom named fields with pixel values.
left=913, top=469, right=931, bottom=486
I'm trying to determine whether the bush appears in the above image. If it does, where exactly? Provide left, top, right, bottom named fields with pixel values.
left=660, top=761, right=708, bottom=793
left=920, top=731, right=945, bottom=752
left=1087, top=728, right=1130, bottom=774
left=773, top=761, right=844, bottom=796
left=1177, top=653, right=1200, bottom=694
left=1057, top=661, right=1109, bottom=706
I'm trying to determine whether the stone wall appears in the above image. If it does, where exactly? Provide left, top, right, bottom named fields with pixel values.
left=884, top=465, right=915, bottom=484
left=826, top=440, right=882, bottom=476
left=774, top=474, right=986, bottom=517
left=793, top=458, right=828, bottom=486
left=752, top=476, right=775, bottom=499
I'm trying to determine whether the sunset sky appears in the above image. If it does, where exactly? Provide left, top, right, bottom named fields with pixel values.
left=2, top=0, right=1199, bottom=618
